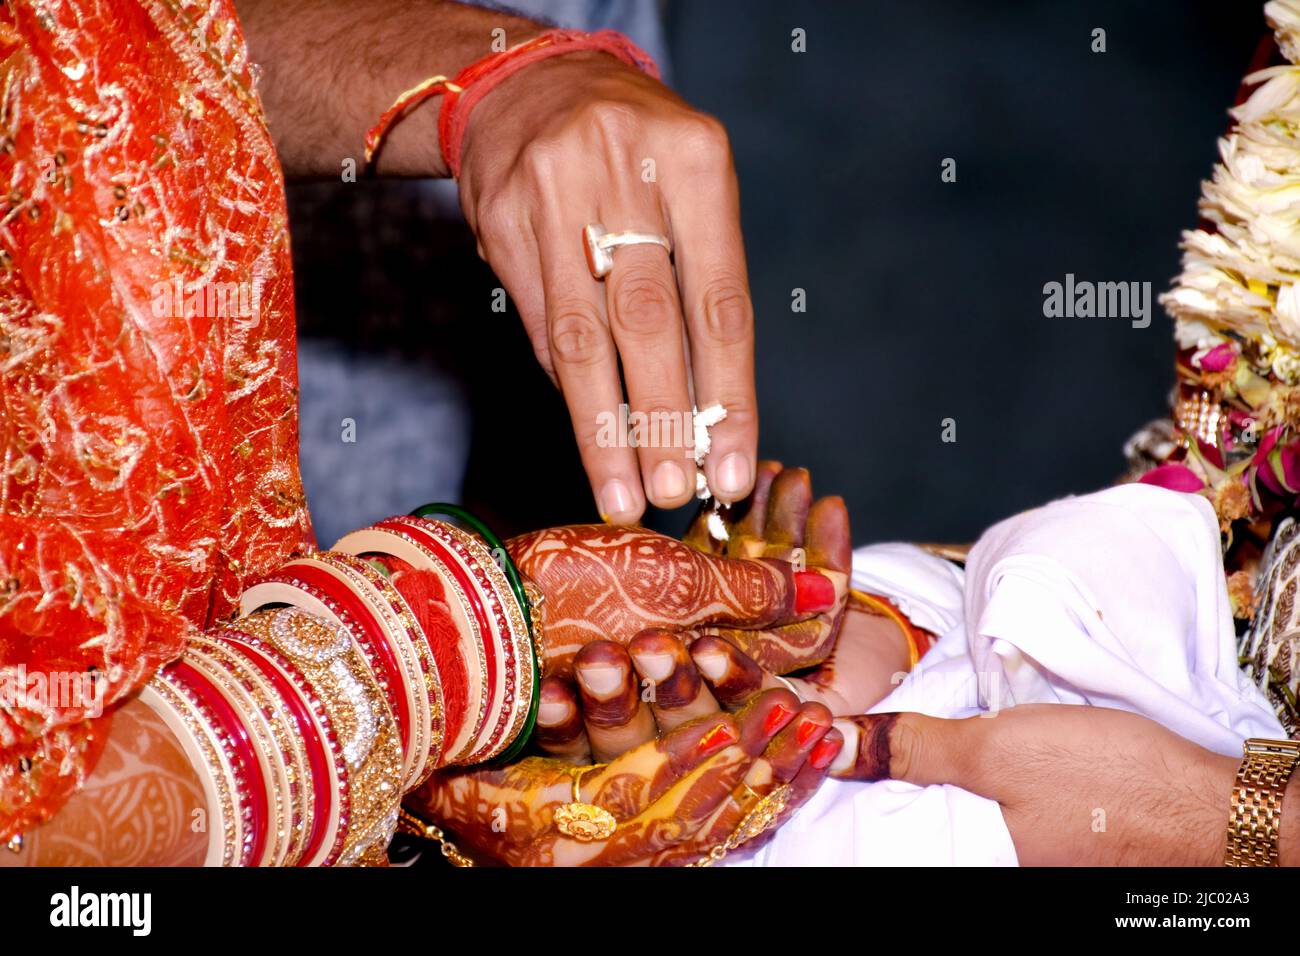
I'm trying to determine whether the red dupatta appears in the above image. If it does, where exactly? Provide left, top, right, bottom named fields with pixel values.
left=0, top=0, right=313, bottom=838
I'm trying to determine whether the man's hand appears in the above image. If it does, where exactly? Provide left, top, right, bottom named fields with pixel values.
left=458, top=49, right=757, bottom=523
left=238, top=1, right=759, bottom=522
left=828, top=705, right=1289, bottom=867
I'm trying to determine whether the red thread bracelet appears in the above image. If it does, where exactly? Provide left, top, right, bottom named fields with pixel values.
left=364, top=28, right=660, bottom=178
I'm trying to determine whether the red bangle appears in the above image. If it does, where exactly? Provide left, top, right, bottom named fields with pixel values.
left=364, top=28, right=660, bottom=177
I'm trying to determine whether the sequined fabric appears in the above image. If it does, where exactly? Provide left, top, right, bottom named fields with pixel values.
left=0, top=0, right=313, bottom=838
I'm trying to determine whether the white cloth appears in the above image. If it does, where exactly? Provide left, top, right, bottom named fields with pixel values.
left=725, top=484, right=1285, bottom=866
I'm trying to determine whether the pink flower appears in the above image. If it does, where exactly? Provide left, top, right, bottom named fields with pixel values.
left=1193, top=341, right=1238, bottom=372
left=1139, top=463, right=1206, bottom=493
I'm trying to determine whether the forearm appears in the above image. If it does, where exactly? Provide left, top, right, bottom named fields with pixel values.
left=1, top=699, right=208, bottom=867
left=235, top=0, right=544, bottom=177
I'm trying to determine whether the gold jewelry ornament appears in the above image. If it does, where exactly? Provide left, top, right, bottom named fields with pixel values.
left=523, top=580, right=547, bottom=676
left=1225, top=737, right=1300, bottom=867
left=397, top=806, right=476, bottom=867
left=689, top=782, right=793, bottom=867
left=553, top=764, right=617, bottom=842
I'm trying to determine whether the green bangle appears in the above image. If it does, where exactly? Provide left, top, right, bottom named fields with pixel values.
left=410, top=503, right=538, bottom=765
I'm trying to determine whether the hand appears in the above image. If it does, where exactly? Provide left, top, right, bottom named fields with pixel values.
left=507, top=518, right=845, bottom=680
left=410, top=689, right=841, bottom=866
left=681, top=461, right=900, bottom=713
left=458, top=48, right=757, bottom=523
left=828, top=704, right=1250, bottom=866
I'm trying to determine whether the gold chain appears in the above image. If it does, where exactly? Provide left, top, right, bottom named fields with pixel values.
left=687, top=783, right=792, bottom=867
left=397, top=807, right=475, bottom=867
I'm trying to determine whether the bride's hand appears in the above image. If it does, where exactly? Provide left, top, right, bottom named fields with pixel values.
left=408, top=689, right=841, bottom=865
left=506, top=511, right=845, bottom=680
left=679, top=461, right=853, bottom=676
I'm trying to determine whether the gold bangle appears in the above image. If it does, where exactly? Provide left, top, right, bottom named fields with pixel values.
left=553, top=763, right=617, bottom=842
left=523, top=579, right=547, bottom=677
left=225, top=607, right=404, bottom=866
left=1225, top=737, right=1300, bottom=867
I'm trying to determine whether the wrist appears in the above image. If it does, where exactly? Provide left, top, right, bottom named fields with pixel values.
left=1281, top=772, right=1299, bottom=866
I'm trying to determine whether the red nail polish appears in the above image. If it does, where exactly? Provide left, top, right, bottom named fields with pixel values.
left=794, top=570, right=835, bottom=614
left=763, top=702, right=795, bottom=736
left=697, top=723, right=737, bottom=757
left=796, top=719, right=823, bottom=748
left=809, top=738, right=842, bottom=770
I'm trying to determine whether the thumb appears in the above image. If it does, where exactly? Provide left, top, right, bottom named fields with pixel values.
left=827, top=713, right=986, bottom=792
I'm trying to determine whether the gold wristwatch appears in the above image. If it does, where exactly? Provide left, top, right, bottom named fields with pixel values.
left=1225, top=737, right=1300, bottom=867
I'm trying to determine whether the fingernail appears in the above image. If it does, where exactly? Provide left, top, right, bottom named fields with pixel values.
left=697, top=723, right=738, bottom=757
left=796, top=718, right=825, bottom=748
left=794, top=570, right=835, bottom=614
left=631, top=650, right=674, bottom=683
left=537, top=700, right=571, bottom=726
left=651, top=460, right=688, bottom=503
left=809, top=737, right=843, bottom=770
left=763, top=702, right=796, bottom=736
left=714, top=453, right=751, bottom=501
left=830, top=719, right=858, bottom=773
left=576, top=662, right=625, bottom=699
left=692, top=650, right=728, bottom=681
left=598, top=479, right=636, bottom=523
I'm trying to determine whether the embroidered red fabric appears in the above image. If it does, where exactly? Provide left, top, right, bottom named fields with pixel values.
left=0, top=0, right=314, bottom=838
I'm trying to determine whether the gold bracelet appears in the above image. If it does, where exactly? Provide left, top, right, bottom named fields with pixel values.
left=396, top=806, right=476, bottom=867
left=688, top=783, right=792, bottom=867
left=1225, top=737, right=1300, bottom=867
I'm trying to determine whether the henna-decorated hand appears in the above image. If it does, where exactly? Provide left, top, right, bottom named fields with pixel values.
left=506, top=496, right=845, bottom=679
left=678, top=462, right=853, bottom=675
left=409, top=689, right=841, bottom=866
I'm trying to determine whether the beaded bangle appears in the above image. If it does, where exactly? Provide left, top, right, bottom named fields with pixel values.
left=140, top=668, right=246, bottom=867
left=188, top=635, right=307, bottom=866
left=241, top=568, right=406, bottom=758
left=170, top=658, right=269, bottom=866
left=334, top=524, right=492, bottom=766
left=219, top=629, right=340, bottom=867
left=381, top=517, right=521, bottom=763
left=309, top=551, right=447, bottom=787
left=223, top=608, right=403, bottom=866
left=409, top=504, right=541, bottom=765
left=250, top=556, right=431, bottom=790
left=397, top=514, right=535, bottom=764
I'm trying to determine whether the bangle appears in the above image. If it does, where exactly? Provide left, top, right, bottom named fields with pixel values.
left=226, top=608, right=403, bottom=866
left=388, top=516, right=532, bottom=764
left=1225, top=737, right=1300, bottom=866
left=334, top=523, right=491, bottom=766
left=189, top=634, right=312, bottom=866
left=364, top=28, right=659, bottom=177
left=408, top=504, right=540, bottom=765
left=321, top=551, right=448, bottom=786
left=849, top=589, right=933, bottom=669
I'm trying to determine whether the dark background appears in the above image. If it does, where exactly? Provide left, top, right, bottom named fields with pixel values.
left=290, top=0, right=1265, bottom=546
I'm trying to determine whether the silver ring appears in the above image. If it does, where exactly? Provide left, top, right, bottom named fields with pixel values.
left=584, top=223, right=672, bottom=279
